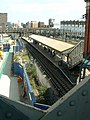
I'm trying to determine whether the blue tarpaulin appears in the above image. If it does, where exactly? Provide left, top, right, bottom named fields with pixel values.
left=14, top=62, right=23, bottom=79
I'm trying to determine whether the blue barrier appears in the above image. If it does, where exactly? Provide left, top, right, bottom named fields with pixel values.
left=16, top=39, right=25, bottom=52
left=23, top=67, right=51, bottom=109
left=34, top=103, right=50, bottom=110
left=16, top=46, right=20, bottom=52
left=23, top=67, right=36, bottom=104
left=14, top=63, right=36, bottom=104
left=14, top=63, right=50, bottom=109
left=14, top=62, right=23, bottom=79
left=13, top=38, right=25, bottom=53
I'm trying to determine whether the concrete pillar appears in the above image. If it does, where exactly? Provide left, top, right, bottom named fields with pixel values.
left=84, top=0, right=90, bottom=58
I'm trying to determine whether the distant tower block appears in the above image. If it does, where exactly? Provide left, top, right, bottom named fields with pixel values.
left=84, top=0, right=90, bottom=58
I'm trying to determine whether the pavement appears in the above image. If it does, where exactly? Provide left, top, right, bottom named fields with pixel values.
left=0, top=53, right=20, bottom=101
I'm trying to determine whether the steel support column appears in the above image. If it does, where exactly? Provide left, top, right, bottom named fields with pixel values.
left=84, top=0, right=90, bottom=58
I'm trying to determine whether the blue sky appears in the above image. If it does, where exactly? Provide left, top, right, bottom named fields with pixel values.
left=0, top=0, right=86, bottom=24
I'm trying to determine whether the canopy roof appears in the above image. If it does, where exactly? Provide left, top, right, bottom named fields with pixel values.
left=29, top=34, right=75, bottom=53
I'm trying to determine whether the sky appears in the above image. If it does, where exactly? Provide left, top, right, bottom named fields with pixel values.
left=0, top=0, right=86, bottom=24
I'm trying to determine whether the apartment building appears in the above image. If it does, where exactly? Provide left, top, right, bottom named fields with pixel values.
left=60, top=20, right=85, bottom=40
left=31, top=21, right=38, bottom=28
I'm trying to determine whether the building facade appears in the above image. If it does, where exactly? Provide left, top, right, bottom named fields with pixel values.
left=48, top=19, right=55, bottom=28
left=60, top=20, right=85, bottom=40
left=31, top=21, right=38, bottom=28
left=0, top=13, right=7, bottom=30
left=38, top=22, right=44, bottom=28
left=26, top=22, right=31, bottom=28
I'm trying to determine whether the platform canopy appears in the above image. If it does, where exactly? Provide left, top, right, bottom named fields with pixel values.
left=29, top=34, right=75, bottom=53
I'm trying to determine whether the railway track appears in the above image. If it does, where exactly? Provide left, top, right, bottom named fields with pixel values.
left=23, top=40, right=75, bottom=97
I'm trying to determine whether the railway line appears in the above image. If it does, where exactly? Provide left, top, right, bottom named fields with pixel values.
left=23, top=39, right=75, bottom=97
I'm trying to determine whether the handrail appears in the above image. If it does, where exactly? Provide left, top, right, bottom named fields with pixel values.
left=67, top=40, right=84, bottom=68
left=68, top=40, right=84, bottom=54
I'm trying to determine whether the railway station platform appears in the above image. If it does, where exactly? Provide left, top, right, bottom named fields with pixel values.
left=23, top=34, right=84, bottom=69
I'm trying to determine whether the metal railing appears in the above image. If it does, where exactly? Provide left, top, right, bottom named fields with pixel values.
left=67, top=40, right=84, bottom=68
